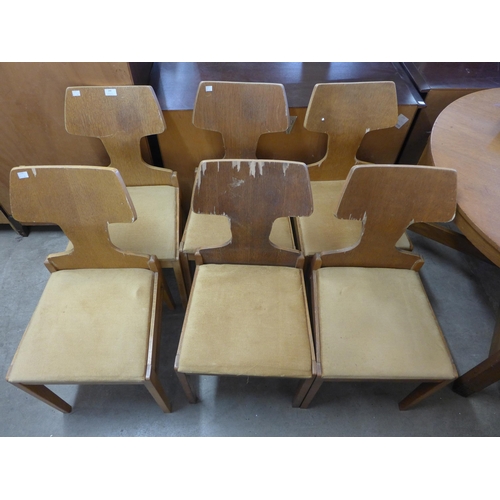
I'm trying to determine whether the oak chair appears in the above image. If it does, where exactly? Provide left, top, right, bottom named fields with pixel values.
left=175, top=159, right=316, bottom=407
left=295, top=82, right=412, bottom=258
left=6, top=165, right=173, bottom=414
left=301, top=164, right=458, bottom=410
left=179, top=81, right=296, bottom=291
left=64, top=85, right=188, bottom=308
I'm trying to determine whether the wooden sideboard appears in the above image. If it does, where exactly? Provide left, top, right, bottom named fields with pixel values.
left=0, top=62, right=153, bottom=230
left=151, top=62, right=423, bottom=214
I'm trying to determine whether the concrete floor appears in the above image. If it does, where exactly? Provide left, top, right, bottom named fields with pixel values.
left=1, top=223, right=500, bottom=437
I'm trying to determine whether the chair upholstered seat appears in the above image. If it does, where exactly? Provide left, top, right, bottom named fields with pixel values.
left=296, top=180, right=412, bottom=256
left=176, top=264, right=313, bottom=378
left=7, top=268, right=156, bottom=384
left=315, top=266, right=457, bottom=380
left=182, top=213, right=295, bottom=254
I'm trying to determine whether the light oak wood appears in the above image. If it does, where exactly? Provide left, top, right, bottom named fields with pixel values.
left=180, top=82, right=295, bottom=282
left=312, top=165, right=457, bottom=271
left=64, top=85, right=188, bottom=308
left=7, top=165, right=173, bottom=413
left=304, top=82, right=398, bottom=181
left=302, top=164, right=458, bottom=410
left=193, top=81, right=290, bottom=158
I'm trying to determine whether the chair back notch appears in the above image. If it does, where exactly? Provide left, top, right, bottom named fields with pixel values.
left=304, top=82, right=398, bottom=181
left=193, top=160, right=312, bottom=267
left=315, top=164, right=457, bottom=271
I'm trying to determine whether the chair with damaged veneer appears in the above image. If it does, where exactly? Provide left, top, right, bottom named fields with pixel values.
left=175, top=159, right=316, bottom=407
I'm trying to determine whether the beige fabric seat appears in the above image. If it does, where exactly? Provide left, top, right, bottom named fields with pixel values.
left=8, top=268, right=155, bottom=384
left=296, top=181, right=411, bottom=256
left=316, top=267, right=457, bottom=380
left=182, top=213, right=295, bottom=254
left=177, top=264, right=312, bottom=378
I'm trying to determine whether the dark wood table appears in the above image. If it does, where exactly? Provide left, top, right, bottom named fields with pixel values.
left=428, top=88, right=500, bottom=396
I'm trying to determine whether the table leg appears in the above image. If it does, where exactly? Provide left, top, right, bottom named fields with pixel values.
left=453, top=317, right=500, bottom=397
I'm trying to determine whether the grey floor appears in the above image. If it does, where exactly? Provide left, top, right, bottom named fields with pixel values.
left=1, top=223, right=500, bottom=437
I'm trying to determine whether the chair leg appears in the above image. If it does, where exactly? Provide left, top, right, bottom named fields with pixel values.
left=179, top=252, right=192, bottom=295
left=176, top=372, right=198, bottom=404
left=12, top=383, right=72, bottom=413
left=398, top=380, right=450, bottom=411
left=292, top=377, right=315, bottom=408
left=144, top=371, right=172, bottom=413
left=173, top=260, right=189, bottom=310
left=299, top=377, right=324, bottom=409
left=453, top=349, right=500, bottom=397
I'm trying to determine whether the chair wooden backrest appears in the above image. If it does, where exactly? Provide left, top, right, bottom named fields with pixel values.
left=304, top=82, right=398, bottom=181
left=312, top=165, right=457, bottom=271
left=10, top=166, right=160, bottom=272
left=192, top=81, right=290, bottom=158
left=65, top=85, right=177, bottom=187
left=192, top=160, right=312, bottom=267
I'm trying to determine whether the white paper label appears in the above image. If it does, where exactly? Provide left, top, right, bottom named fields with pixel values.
left=17, top=171, right=29, bottom=179
left=395, top=114, right=409, bottom=129
left=205, top=85, right=213, bottom=92
left=72, top=90, right=81, bottom=97
left=104, top=88, right=117, bottom=96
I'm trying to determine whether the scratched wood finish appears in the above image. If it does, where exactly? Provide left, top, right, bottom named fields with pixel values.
left=10, top=165, right=162, bottom=274
left=65, top=85, right=178, bottom=188
left=193, top=160, right=312, bottom=268
left=193, top=81, right=290, bottom=158
left=304, top=82, right=399, bottom=181
left=312, top=165, right=457, bottom=271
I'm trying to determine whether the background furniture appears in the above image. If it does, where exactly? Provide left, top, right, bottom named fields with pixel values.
left=0, top=62, right=155, bottom=232
left=6, top=165, right=173, bottom=413
left=151, top=62, right=423, bottom=214
left=399, top=62, right=500, bottom=164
